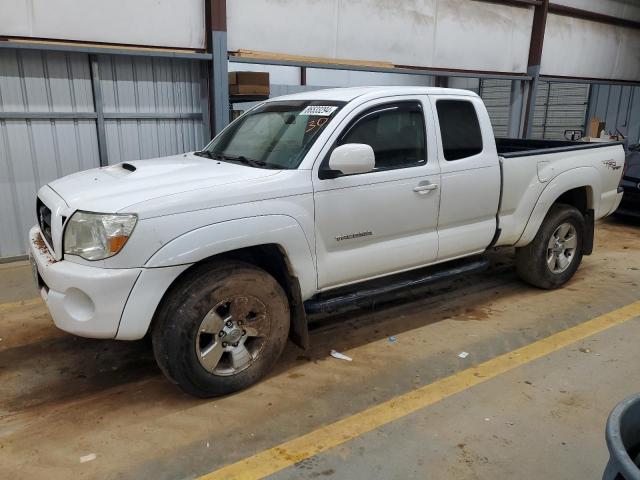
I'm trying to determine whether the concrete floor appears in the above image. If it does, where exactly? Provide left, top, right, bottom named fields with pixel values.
left=1, top=216, right=639, bottom=479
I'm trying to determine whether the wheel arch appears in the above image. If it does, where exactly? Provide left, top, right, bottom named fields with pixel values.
left=153, top=243, right=311, bottom=349
left=515, top=167, right=599, bottom=248
left=143, top=215, right=315, bottom=348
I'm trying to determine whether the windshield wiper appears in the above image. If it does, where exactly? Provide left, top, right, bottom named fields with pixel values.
left=193, top=150, right=214, bottom=159
left=196, top=150, right=282, bottom=169
left=213, top=153, right=278, bottom=169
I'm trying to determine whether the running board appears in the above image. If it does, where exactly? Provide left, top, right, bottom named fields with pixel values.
left=304, top=257, right=491, bottom=315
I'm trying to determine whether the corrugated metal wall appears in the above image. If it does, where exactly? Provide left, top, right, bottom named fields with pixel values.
left=532, top=82, right=590, bottom=140
left=99, top=56, right=206, bottom=164
left=476, top=79, right=590, bottom=140
left=0, top=49, right=100, bottom=258
left=0, top=49, right=207, bottom=259
left=586, top=84, right=640, bottom=145
left=479, top=79, right=512, bottom=137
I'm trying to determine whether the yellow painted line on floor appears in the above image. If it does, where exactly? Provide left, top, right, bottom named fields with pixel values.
left=0, top=297, right=43, bottom=313
left=199, top=300, right=640, bottom=480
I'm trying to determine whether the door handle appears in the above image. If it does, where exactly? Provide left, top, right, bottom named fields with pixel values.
left=413, top=183, right=438, bottom=193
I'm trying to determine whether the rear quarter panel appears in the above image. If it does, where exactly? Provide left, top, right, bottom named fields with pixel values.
left=498, top=143, right=624, bottom=247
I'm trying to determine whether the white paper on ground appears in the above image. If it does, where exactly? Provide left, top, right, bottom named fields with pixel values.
left=330, top=350, right=353, bottom=362
left=80, top=453, right=97, bottom=463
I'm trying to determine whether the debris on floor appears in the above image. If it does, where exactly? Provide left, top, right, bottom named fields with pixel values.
left=458, top=351, right=470, bottom=359
left=330, top=350, right=353, bottom=362
left=388, top=336, right=397, bottom=343
left=80, top=453, right=97, bottom=463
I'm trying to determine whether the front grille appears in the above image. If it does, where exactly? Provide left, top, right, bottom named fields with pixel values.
left=36, top=198, right=53, bottom=252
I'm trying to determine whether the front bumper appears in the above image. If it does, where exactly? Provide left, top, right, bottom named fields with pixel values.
left=29, top=226, right=141, bottom=338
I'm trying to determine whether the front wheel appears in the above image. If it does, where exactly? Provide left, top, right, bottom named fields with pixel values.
left=152, top=261, right=290, bottom=397
left=516, top=204, right=585, bottom=289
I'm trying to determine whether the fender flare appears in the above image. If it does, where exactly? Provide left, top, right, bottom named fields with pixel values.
left=515, top=167, right=599, bottom=248
left=145, top=214, right=317, bottom=301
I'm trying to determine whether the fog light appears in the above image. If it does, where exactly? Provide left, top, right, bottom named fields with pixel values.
left=63, top=288, right=95, bottom=322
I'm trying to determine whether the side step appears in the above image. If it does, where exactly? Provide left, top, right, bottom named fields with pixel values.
left=304, top=257, right=491, bottom=315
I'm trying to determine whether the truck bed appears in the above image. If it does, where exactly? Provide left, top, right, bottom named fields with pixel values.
left=496, top=138, right=624, bottom=158
left=495, top=139, right=625, bottom=248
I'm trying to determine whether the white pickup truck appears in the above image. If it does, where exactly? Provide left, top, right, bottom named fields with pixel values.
left=29, top=86, right=624, bottom=397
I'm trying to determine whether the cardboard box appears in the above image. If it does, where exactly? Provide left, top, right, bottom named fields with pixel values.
left=587, top=117, right=606, bottom=138
left=229, top=84, right=270, bottom=95
left=228, top=71, right=269, bottom=86
left=228, top=71, right=270, bottom=96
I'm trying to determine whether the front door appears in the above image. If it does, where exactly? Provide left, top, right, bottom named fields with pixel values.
left=312, top=98, right=441, bottom=290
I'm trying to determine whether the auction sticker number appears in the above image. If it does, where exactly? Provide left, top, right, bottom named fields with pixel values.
left=299, top=105, right=338, bottom=116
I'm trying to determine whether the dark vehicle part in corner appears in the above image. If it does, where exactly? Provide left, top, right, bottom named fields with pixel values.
left=616, top=144, right=640, bottom=218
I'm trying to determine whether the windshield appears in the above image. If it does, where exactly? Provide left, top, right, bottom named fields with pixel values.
left=199, top=100, right=345, bottom=169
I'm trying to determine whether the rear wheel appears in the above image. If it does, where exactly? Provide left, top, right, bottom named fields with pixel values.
left=516, top=204, right=585, bottom=289
left=152, top=261, right=290, bottom=397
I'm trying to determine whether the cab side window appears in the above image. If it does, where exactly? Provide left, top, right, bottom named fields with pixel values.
left=339, top=102, right=426, bottom=170
left=435, top=100, right=483, bottom=161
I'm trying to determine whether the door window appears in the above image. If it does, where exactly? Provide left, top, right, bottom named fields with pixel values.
left=337, top=102, right=426, bottom=171
left=435, top=100, right=483, bottom=161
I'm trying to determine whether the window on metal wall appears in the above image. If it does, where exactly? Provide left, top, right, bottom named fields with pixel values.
left=436, top=100, right=483, bottom=161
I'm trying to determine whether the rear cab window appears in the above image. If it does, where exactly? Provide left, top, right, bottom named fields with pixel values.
left=435, top=99, right=483, bottom=161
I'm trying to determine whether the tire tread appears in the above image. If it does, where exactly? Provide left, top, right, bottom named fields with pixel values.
left=515, top=203, right=585, bottom=290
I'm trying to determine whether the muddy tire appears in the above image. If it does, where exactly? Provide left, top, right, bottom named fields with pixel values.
left=152, top=260, right=290, bottom=397
left=516, top=204, right=585, bottom=289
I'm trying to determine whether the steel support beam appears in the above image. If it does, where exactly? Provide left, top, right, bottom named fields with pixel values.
left=206, top=0, right=229, bottom=136
left=0, top=112, right=97, bottom=120
left=523, top=73, right=540, bottom=139
left=508, top=80, right=525, bottom=138
left=583, top=84, right=598, bottom=134
left=199, top=61, right=212, bottom=144
left=102, top=112, right=202, bottom=120
left=548, top=3, right=640, bottom=30
left=522, top=0, right=549, bottom=138
left=539, top=75, right=640, bottom=87
left=541, top=80, right=552, bottom=138
left=476, top=0, right=542, bottom=6
left=300, top=66, right=307, bottom=86
left=211, top=31, right=229, bottom=136
left=89, top=54, right=109, bottom=166
left=0, top=112, right=202, bottom=120
left=434, top=76, right=449, bottom=88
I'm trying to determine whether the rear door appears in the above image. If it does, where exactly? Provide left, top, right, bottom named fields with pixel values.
left=428, top=95, right=501, bottom=260
left=312, top=97, right=441, bottom=290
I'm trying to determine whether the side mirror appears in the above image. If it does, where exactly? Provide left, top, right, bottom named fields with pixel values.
left=328, top=143, right=375, bottom=175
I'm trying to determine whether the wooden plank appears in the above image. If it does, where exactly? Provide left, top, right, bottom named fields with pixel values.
left=230, top=49, right=395, bottom=70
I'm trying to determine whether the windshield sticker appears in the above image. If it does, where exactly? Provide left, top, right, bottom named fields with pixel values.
left=305, top=117, right=329, bottom=133
left=299, top=105, right=338, bottom=116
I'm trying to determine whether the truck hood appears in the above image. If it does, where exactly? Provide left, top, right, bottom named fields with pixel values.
left=48, top=153, right=281, bottom=213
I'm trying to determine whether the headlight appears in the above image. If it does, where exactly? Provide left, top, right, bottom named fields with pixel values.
left=64, top=211, right=137, bottom=260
